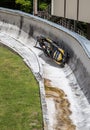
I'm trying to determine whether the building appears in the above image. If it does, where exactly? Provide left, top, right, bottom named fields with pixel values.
left=51, top=0, right=90, bottom=39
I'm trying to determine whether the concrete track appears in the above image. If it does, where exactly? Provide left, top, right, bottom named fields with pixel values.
left=0, top=8, right=90, bottom=130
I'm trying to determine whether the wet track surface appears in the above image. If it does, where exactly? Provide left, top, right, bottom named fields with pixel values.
left=0, top=32, right=90, bottom=130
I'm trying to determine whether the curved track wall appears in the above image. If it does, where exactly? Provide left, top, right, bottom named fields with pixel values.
left=0, top=8, right=90, bottom=103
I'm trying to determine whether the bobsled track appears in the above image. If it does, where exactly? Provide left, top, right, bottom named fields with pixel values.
left=0, top=8, right=90, bottom=130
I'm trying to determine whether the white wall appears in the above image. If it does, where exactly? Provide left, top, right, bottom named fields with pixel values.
left=51, top=0, right=64, bottom=17
left=79, top=0, right=90, bottom=23
left=66, top=0, right=77, bottom=20
left=51, top=0, right=90, bottom=23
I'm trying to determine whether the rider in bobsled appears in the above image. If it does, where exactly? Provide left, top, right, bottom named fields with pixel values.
left=35, top=35, right=68, bottom=66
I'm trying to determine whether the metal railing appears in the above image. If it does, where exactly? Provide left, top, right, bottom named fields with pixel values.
left=37, top=5, right=85, bottom=37
left=57, top=18, right=85, bottom=36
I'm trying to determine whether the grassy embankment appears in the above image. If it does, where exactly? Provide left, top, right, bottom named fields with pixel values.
left=0, top=46, right=43, bottom=130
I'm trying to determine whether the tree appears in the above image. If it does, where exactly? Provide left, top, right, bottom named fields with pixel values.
left=15, top=0, right=51, bottom=13
left=0, top=0, right=15, bottom=9
left=33, top=0, right=38, bottom=15
left=15, top=0, right=32, bottom=13
left=39, top=0, right=51, bottom=11
left=39, top=2, right=48, bottom=11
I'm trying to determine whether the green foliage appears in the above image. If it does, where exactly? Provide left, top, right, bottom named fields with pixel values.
left=39, top=2, right=48, bottom=11
left=15, top=0, right=32, bottom=13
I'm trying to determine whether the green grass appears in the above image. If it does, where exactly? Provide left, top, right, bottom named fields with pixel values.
left=0, top=46, right=43, bottom=130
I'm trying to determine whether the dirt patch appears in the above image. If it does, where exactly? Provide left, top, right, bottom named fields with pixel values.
left=44, top=79, right=76, bottom=130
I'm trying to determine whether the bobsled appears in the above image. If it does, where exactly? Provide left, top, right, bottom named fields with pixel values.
left=35, top=35, right=69, bottom=67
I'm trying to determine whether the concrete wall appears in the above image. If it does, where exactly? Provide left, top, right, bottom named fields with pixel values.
left=0, top=8, right=90, bottom=103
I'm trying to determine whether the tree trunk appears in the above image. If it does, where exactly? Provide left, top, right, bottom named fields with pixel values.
left=33, top=0, right=38, bottom=15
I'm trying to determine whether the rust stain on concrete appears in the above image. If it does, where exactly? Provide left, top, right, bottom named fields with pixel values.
left=44, top=79, right=76, bottom=130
